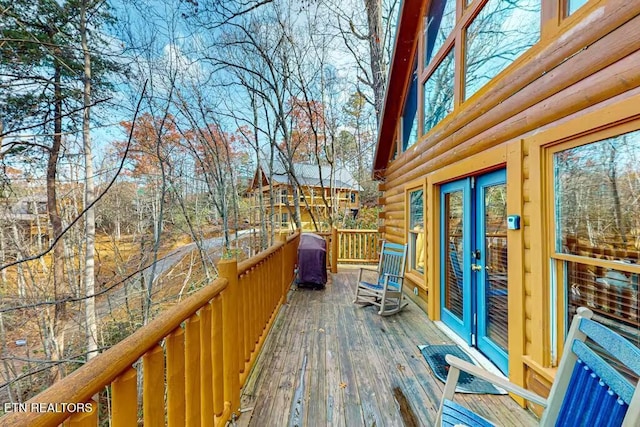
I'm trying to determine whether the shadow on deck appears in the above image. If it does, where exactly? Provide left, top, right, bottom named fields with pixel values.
left=238, top=268, right=538, bottom=426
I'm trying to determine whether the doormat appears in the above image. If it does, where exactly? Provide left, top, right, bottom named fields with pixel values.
left=418, top=344, right=505, bottom=395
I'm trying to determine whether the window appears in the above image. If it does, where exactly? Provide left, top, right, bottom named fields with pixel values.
left=551, top=129, right=640, bottom=352
left=424, top=0, right=456, bottom=67
left=408, top=188, right=425, bottom=274
left=567, top=0, right=587, bottom=15
left=464, top=0, right=541, bottom=100
left=281, top=212, right=289, bottom=228
left=280, top=189, right=288, bottom=204
left=402, top=59, right=419, bottom=151
left=423, top=49, right=455, bottom=134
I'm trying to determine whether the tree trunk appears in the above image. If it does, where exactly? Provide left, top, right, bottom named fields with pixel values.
left=81, top=0, right=98, bottom=360
left=364, top=0, right=386, bottom=125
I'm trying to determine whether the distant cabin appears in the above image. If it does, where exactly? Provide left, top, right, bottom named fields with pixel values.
left=248, top=158, right=360, bottom=232
left=374, top=0, right=640, bottom=412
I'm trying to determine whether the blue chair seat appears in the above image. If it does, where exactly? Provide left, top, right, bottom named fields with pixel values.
left=359, top=281, right=400, bottom=292
left=441, top=399, right=495, bottom=427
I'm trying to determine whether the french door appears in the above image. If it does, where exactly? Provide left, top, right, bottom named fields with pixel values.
left=440, top=169, right=509, bottom=374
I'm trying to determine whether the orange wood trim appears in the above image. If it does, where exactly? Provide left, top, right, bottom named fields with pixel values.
left=522, top=355, right=557, bottom=384
left=506, top=139, right=526, bottom=406
left=528, top=141, right=547, bottom=366
left=426, top=174, right=438, bottom=319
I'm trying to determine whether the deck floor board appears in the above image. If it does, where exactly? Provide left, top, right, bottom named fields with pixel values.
left=238, top=269, right=538, bottom=427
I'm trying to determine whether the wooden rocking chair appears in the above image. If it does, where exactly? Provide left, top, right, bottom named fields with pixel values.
left=436, top=307, right=640, bottom=426
left=353, top=241, right=408, bottom=316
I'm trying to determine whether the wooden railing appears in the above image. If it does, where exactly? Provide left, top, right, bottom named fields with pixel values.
left=317, top=228, right=380, bottom=273
left=1, top=233, right=300, bottom=427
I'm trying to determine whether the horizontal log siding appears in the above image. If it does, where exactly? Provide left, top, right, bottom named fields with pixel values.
left=378, top=0, right=640, bottom=400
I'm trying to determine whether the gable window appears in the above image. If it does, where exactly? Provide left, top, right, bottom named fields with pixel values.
left=423, top=49, right=455, bottom=135
left=424, top=0, right=456, bottom=67
left=550, top=129, right=640, bottom=356
left=402, top=59, right=419, bottom=151
left=567, top=0, right=588, bottom=15
left=464, top=0, right=541, bottom=100
left=408, top=188, right=425, bottom=275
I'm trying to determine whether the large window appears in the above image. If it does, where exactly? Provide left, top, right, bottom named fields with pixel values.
left=413, top=0, right=542, bottom=144
left=423, top=49, right=455, bottom=135
left=464, top=0, right=541, bottom=100
left=424, top=0, right=456, bottom=66
left=402, top=59, right=419, bottom=151
left=408, top=188, right=425, bottom=275
left=551, top=130, right=640, bottom=352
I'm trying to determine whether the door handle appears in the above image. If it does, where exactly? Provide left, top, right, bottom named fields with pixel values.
left=471, top=264, right=483, bottom=271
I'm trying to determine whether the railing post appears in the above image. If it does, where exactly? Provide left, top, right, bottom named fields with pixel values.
left=277, top=233, right=288, bottom=301
left=218, top=259, right=241, bottom=419
left=331, top=227, right=338, bottom=273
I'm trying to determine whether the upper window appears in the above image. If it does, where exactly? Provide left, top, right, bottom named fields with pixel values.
left=408, top=188, right=425, bottom=274
left=402, top=59, right=419, bottom=151
left=424, top=0, right=456, bottom=67
left=464, top=0, right=541, bottom=100
left=567, top=0, right=588, bottom=15
left=423, top=49, right=455, bottom=135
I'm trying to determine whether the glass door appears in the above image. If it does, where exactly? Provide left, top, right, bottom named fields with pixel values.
left=475, top=170, right=508, bottom=374
left=440, top=169, right=509, bottom=374
left=440, top=179, right=472, bottom=343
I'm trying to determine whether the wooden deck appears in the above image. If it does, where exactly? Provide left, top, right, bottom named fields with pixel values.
left=238, top=268, right=538, bottom=426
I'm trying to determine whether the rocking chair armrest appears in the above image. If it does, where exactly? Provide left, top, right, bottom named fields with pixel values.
left=358, top=266, right=378, bottom=282
left=444, top=355, right=548, bottom=408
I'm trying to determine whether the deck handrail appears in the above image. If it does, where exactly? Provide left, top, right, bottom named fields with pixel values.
left=319, top=228, right=380, bottom=272
left=1, top=232, right=300, bottom=427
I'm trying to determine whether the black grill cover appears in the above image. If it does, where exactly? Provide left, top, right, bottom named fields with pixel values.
left=296, top=233, right=327, bottom=286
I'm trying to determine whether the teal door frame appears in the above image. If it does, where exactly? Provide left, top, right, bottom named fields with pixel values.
left=440, top=169, right=508, bottom=375
left=440, top=178, right=473, bottom=343
left=475, top=169, right=508, bottom=375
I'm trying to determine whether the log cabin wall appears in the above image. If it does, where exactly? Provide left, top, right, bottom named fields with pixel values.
left=375, top=0, right=640, bottom=410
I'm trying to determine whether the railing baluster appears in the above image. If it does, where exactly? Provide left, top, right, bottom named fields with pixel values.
left=112, top=367, right=137, bottom=426
left=241, top=272, right=251, bottom=372
left=167, top=327, right=185, bottom=427
left=200, top=303, right=214, bottom=424
left=64, top=398, right=97, bottom=426
left=0, top=234, right=305, bottom=427
left=143, top=345, right=165, bottom=426
left=211, top=295, right=224, bottom=419
left=186, top=315, right=201, bottom=427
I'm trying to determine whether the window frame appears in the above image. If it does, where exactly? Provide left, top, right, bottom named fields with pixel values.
left=545, top=124, right=640, bottom=361
left=405, top=179, right=427, bottom=283
left=407, top=0, right=546, bottom=148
